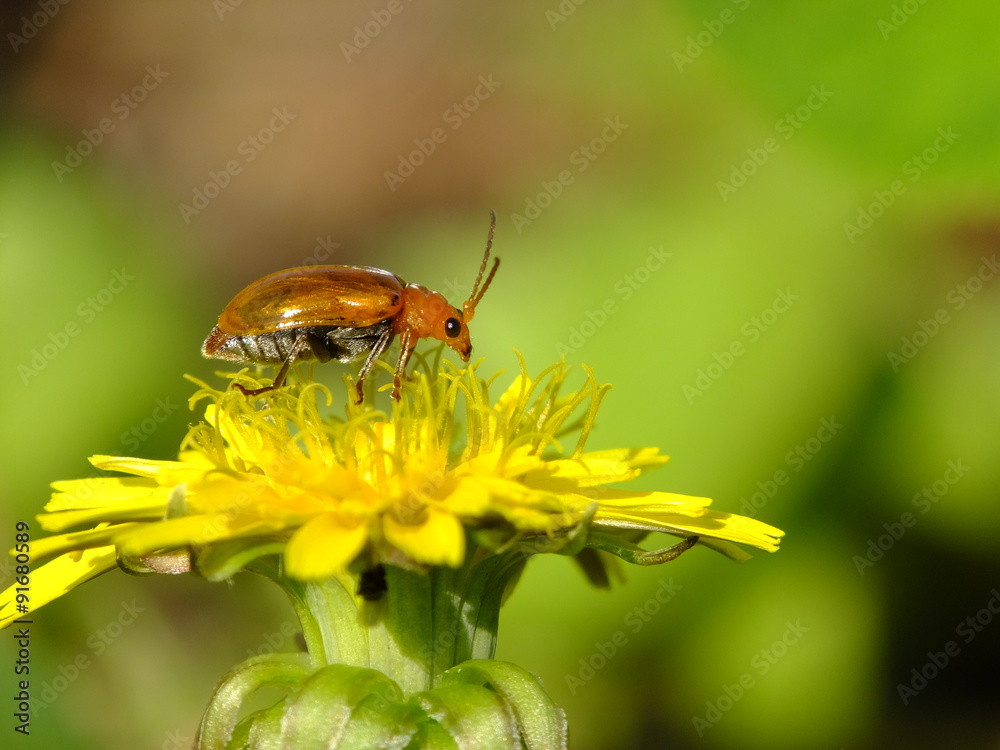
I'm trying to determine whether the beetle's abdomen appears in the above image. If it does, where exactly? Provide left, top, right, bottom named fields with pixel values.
left=203, top=326, right=321, bottom=364
left=203, top=321, right=393, bottom=365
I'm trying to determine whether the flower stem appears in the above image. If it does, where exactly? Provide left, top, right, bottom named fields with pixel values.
left=253, top=546, right=523, bottom=694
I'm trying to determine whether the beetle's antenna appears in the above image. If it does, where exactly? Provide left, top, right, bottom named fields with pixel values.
left=464, top=210, right=500, bottom=321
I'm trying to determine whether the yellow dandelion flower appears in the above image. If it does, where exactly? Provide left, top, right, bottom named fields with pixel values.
left=1, top=356, right=784, bottom=747
left=1, top=357, right=781, bottom=630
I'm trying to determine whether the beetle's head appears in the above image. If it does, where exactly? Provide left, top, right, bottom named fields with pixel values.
left=425, top=294, right=473, bottom=361
left=400, top=287, right=471, bottom=360
left=442, top=312, right=472, bottom=361
left=403, top=211, right=500, bottom=362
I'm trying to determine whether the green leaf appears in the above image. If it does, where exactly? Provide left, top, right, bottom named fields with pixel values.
left=279, top=665, right=407, bottom=749
left=412, top=682, right=519, bottom=750
left=196, top=653, right=313, bottom=750
left=441, top=660, right=567, bottom=750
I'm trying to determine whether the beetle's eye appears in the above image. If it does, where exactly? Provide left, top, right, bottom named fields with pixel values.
left=444, top=317, right=462, bottom=338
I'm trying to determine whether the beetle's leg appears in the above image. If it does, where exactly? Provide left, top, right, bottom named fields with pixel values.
left=390, top=330, right=417, bottom=402
left=354, top=326, right=395, bottom=404
left=235, top=333, right=312, bottom=396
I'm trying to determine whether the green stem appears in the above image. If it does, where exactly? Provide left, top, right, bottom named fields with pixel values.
left=250, top=546, right=519, bottom=694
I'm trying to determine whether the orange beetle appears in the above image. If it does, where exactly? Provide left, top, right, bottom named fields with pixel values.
left=202, top=212, right=500, bottom=403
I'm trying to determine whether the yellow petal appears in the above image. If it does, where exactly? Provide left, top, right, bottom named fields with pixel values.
left=285, top=513, right=368, bottom=579
left=189, top=474, right=272, bottom=513
left=444, top=476, right=570, bottom=533
left=38, top=499, right=171, bottom=533
left=443, top=477, right=493, bottom=516
left=114, top=513, right=279, bottom=556
left=266, top=455, right=360, bottom=497
left=177, top=450, right=216, bottom=468
left=47, top=479, right=169, bottom=511
left=0, top=547, right=118, bottom=628
left=384, top=507, right=465, bottom=567
left=89, top=454, right=208, bottom=484
left=590, top=489, right=714, bottom=513
left=209, top=400, right=292, bottom=468
left=493, top=373, right=530, bottom=417
left=496, top=445, right=546, bottom=477
left=594, top=506, right=784, bottom=553
left=23, top=524, right=137, bottom=562
left=614, top=447, right=671, bottom=471
left=531, top=449, right=669, bottom=488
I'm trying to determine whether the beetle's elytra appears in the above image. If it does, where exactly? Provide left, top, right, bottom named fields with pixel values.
left=202, top=211, right=500, bottom=403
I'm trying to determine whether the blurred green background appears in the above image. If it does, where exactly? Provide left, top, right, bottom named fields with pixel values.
left=2, top=1, right=999, bottom=747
